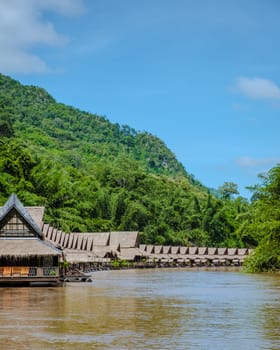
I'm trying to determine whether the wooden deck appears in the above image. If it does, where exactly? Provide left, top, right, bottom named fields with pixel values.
left=0, top=276, right=61, bottom=286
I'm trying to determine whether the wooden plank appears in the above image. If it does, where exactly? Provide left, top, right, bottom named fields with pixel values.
left=3, top=267, right=12, bottom=276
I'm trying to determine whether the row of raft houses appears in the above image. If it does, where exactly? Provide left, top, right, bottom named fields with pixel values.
left=0, top=194, right=253, bottom=285
left=44, top=225, right=253, bottom=269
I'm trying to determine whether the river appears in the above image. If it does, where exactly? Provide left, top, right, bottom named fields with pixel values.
left=0, top=269, right=279, bottom=349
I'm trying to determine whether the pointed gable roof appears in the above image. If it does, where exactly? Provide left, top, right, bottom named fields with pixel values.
left=0, top=194, right=42, bottom=238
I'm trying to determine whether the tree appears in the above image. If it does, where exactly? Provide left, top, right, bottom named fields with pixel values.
left=243, top=165, right=280, bottom=271
left=218, top=182, right=239, bottom=200
left=0, top=113, right=14, bottom=138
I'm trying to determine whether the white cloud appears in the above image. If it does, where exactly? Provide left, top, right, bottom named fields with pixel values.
left=236, top=156, right=280, bottom=168
left=234, top=77, right=280, bottom=100
left=0, top=50, right=49, bottom=74
left=0, top=0, right=84, bottom=74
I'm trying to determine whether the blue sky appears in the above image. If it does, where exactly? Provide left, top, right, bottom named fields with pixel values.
left=1, top=0, right=280, bottom=198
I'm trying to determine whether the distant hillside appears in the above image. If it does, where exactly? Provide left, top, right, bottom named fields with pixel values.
left=0, top=73, right=249, bottom=247
left=0, top=74, right=191, bottom=177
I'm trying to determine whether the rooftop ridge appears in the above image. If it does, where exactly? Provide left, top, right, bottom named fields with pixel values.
left=0, top=193, right=42, bottom=238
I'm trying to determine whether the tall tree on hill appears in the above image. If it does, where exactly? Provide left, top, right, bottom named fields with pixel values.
left=218, top=182, right=239, bottom=200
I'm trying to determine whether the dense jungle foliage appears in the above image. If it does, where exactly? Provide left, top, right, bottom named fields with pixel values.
left=0, top=73, right=279, bottom=269
left=241, top=166, right=280, bottom=271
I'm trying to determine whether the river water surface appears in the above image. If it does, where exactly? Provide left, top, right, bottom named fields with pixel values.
left=0, top=269, right=280, bottom=350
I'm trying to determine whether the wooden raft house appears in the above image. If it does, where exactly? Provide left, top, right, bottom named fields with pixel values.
left=0, top=194, right=62, bottom=286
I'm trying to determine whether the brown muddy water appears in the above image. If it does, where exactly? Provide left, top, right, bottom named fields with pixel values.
left=0, top=269, right=279, bottom=350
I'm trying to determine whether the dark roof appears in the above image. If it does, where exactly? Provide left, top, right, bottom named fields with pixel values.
left=0, top=193, right=42, bottom=238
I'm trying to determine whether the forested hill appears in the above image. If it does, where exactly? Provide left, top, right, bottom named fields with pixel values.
left=0, top=73, right=250, bottom=247
left=0, top=73, right=189, bottom=178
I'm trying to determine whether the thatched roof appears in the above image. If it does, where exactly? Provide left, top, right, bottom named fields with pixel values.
left=208, top=247, right=218, bottom=255
left=91, top=246, right=116, bottom=258
left=86, top=232, right=110, bottom=246
left=148, top=253, right=171, bottom=261
left=109, top=231, right=140, bottom=248
left=218, top=247, right=227, bottom=255
left=42, top=223, right=50, bottom=236
left=25, top=207, right=45, bottom=229
left=145, top=245, right=154, bottom=254
left=179, top=247, right=188, bottom=254
left=63, top=250, right=111, bottom=263
left=237, top=248, right=248, bottom=255
left=118, top=247, right=144, bottom=260
left=171, top=246, right=180, bottom=254
left=189, top=247, right=198, bottom=255
left=63, top=250, right=95, bottom=263
left=0, top=238, right=61, bottom=256
left=153, top=245, right=163, bottom=254
left=0, top=194, right=42, bottom=238
left=163, top=246, right=171, bottom=254
left=198, top=247, right=208, bottom=255
left=227, top=248, right=237, bottom=255
left=64, top=247, right=117, bottom=262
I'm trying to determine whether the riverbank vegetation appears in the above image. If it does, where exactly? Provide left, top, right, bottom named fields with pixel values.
left=241, top=166, right=280, bottom=272
left=0, top=73, right=279, bottom=271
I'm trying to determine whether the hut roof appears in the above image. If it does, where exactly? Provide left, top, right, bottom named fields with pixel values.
left=63, top=250, right=94, bottom=263
left=179, top=247, right=188, bottom=254
left=217, top=247, right=227, bottom=255
left=149, top=253, right=170, bottom=261
left=90, top=232, right=110, bottom=246
left=237, top=248, right=248, bottom=256
left=208, top=247, right=218, bottom=255
left=25, top=207, right=45, bottom=229
left=163, top=246, right=171, bottom=254
left=227, top=248, right=237, bottom=255
left=145, top=245, right=154, bottom=254
left=139, top=244, right=147, bottom=251
left=64, top=246, right=117, bottom=260
left=118, top=247, right=144, bottom=260
left=153, top=245, right=163, bottom=254
left=91, top=246, right=113, bottom=258
left=171, top=246, right=180, bottom=254
left=0, top=194, right=42, bottom=238
left=189, top=247, right=198, bottom=255
left=71, top=232, right=110, bottom=246
left=63, top=250, right=111, bottom=263
left=109, top=231, right=140, bottom=248
left=0, top=238, right=61, bottom=256
left=198, top=247, right=208, bottom=255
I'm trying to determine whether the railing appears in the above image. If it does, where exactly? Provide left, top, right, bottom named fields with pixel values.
left=43, top=267, right=58, bottom=276
left=0, top=266, right=59, bottom=278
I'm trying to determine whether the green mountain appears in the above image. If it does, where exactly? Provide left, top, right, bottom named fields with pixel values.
left=0, top=74, right=189, bottom=177
left=0, top=73, right=249, bottom=246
